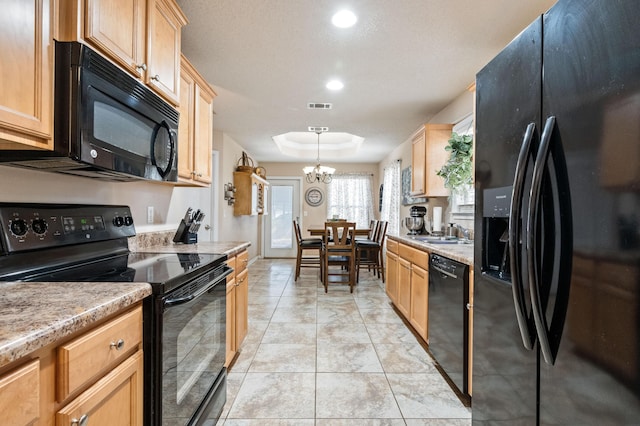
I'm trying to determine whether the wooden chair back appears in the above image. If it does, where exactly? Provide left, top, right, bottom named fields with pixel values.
left=293, top=220, right=302, bottom=244
left=324, top=221, right=356, bottom=248
left=376, top=221, right=388, bottom=245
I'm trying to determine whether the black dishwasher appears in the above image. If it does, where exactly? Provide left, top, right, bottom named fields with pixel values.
left=428, top=253, right=470, bottom=398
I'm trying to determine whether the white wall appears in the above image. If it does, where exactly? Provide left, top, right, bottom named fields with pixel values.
left=0, top=162, right=213, bottom=239
left=213, top=130, right=261, bottom=259
left=258, top=162, right=379, bottom=239
left=377, top=88, right=475, bottom=235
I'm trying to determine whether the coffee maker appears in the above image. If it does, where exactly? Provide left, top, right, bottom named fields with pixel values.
left=405, top=206, right=427, bottom=235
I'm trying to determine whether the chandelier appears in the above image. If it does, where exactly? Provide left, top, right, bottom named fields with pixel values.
left=303, top=131, right=335, bottom=183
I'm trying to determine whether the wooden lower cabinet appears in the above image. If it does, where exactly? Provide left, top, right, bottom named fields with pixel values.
left=225, top=249, right=249, bottom=368
left=56, top=351, right=143, bottom=426
left=387, top=242, right=430, bottom=341
left=409, top=264, right=429, bottom=340
left=0, top=303, right=144, bottom=425
left=397, top=257, right=412, bottom=318
left=235, top=268, right=249, bottom=346
left=0, top=359, right=40, bottom=425
left=385, top=251, right=399, bottom=304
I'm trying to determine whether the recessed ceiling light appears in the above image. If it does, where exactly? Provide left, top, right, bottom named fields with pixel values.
left=326, top=80, right=344, bottom=91
left=332, top=10, right=357, bottom=28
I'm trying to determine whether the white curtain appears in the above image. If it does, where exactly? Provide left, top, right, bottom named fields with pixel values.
left=381, top=160, right=401, bottom=235
left=327, top=173, right=374, bottom=228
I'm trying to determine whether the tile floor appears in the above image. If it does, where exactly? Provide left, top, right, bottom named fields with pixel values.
left=216, top=258, right=472, bottom=425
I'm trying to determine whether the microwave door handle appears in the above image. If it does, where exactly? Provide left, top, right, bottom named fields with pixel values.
left=151, top=121, right=176, bottom=178
left=510, top=122, right=537, bottom=350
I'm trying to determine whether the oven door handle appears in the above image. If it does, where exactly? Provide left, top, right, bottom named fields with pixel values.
left=164, top=266, right=233, bottom=307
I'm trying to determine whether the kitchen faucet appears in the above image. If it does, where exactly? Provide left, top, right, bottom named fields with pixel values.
left=455, top=224, right=471, bottom=240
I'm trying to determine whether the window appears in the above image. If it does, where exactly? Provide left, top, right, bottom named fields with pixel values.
left=380, top=160, right=401, bottom=235
left=327, top=173, right=374, bottom=228
left=451, top=113, right=475, bottom=216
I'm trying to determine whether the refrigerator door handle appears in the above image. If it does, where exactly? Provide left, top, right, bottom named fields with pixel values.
left=527, top=115, right=573, bottom=366
left=509, top=122, right=537, bottom=350
left=527, top=115, right=555, bottom=364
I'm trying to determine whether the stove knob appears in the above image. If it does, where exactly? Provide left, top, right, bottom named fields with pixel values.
left=113, top=216, right=124, bottom=227
left=10, top=219, right=28, bottom=237
left=124, top=216, right=134, bottom=227
left=31, top=218, right=48, bottom=235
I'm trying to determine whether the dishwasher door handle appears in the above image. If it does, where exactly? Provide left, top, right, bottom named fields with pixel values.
left=431, top=264, right=457, bottom=279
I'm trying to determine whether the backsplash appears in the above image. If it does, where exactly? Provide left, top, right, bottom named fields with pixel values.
left=128, top=230, right=175, bottom=252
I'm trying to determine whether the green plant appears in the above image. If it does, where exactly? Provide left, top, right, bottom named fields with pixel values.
left=436, top=132, right=473, bottom=193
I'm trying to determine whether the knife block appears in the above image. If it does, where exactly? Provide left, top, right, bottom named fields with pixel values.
left=173, top=219, right=198, bottom=244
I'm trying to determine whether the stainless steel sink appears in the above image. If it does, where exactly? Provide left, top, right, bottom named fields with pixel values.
left=411, top=236, right=459, bottom=244
left=410, top=236, right=473, bottom=245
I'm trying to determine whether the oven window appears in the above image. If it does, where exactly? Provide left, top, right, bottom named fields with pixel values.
left=93, top=98, right=154, bottom=157
left=162, top=281, right=226, bottom=425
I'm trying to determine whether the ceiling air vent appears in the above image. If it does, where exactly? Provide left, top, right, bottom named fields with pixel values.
left=308, top=127, right=329, bottom=133
left=307, top=102, right=332, bottom=110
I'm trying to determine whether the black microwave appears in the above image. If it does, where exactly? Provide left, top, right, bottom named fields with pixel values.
left=0, top=41, right=178, bottom=182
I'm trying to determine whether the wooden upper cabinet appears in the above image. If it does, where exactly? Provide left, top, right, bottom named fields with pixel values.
left=178, top=55, right=216, bottom=186
left=146, top=0, right=187, bottom=105
left=59, top=0, right=187, bottom=106
left=178, top=66, right=195, bottom=181
left=83, top=0, right=147, bottom=78
left=233, top=172, right=269, bottom=216
left=411, top=128, right=426, bottom=196
left=410, top=123, right=453, bottom=197
left=0, top=0, right=54, bottom=150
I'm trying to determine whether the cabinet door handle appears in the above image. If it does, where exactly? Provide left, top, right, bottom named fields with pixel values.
left=136, top=63, right=147, bottom=72
left=71, top=414, right=89, bottom=426
left=110, top=339, right=125, bottom=351
left=466, top=303, right=473, bottom=310
left=151, top=74, right=160, bottom=81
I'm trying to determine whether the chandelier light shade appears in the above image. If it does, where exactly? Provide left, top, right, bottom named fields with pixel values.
left=304, top=131, right=335, bottom=183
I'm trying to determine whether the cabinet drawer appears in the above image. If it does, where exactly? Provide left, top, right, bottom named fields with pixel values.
left=0, top=359, right=39, bottom=425
left=56, top=350, right=143, bottom=426
left=399, top=244, right=429, bottom=270
left=57, top=306, right=142, bottom=400
left=236, top=249, right=249, bottom=274
left=387, top=239, right=398, bottom=254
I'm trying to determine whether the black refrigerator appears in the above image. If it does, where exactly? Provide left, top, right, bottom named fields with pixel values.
left=473, top=0, right=640, bottom=424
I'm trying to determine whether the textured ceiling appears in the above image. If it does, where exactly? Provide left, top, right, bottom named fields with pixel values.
left=176, top=0, right=557, bottom=163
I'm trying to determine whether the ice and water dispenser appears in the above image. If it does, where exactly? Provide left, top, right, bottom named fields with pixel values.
left=482, top=186, right=513, bottom=281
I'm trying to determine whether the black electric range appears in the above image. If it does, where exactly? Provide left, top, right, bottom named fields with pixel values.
left=0, top=203, right=231, bottom=425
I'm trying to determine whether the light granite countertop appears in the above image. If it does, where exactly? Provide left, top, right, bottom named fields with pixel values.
left=0, top=236, right=250, bottom=370
left=388, top=234, right=474, bottom=266
left=140, top=241, right=251, bottom=257
left=0, top=281, right=151, bottom=368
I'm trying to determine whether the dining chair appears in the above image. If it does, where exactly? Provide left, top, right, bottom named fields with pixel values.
left=355, top=219, right=377, bottom=241
left=322, top=221, right=357, bottom=293
left=356, top=220, right=388, bottom=283
left=293, top=220, right=323, bottom=281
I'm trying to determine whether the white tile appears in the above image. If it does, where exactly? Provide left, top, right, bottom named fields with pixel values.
left=228, top=372, right=316, bottom=419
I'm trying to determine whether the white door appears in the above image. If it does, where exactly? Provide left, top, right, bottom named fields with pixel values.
left=264, top=178, right=301, bottom=258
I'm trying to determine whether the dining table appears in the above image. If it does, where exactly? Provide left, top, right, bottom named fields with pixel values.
left=307, top=223, right=371, bottom=237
